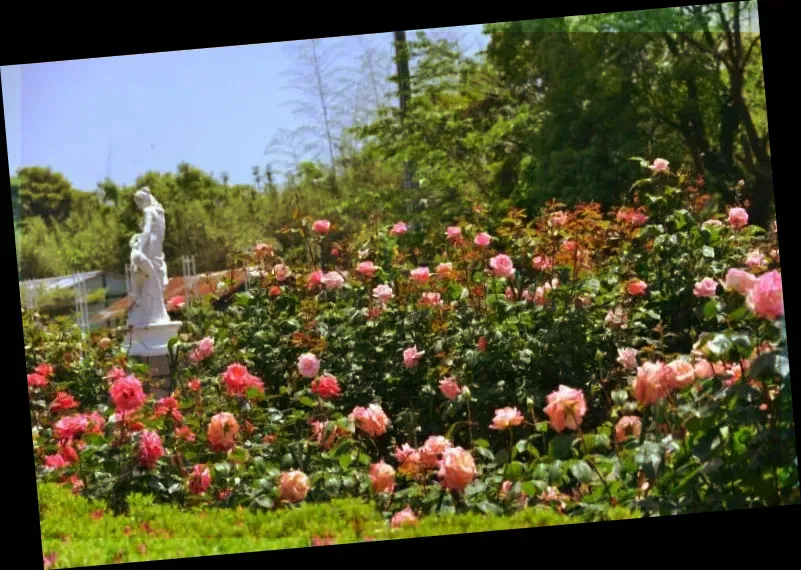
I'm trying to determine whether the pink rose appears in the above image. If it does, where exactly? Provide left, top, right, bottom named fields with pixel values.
left=549, top=211, right=568, bottom=227
left=439, top=377, right=462, bottom=400
left=188, top=464, right=211, bottom=495
left=474, top=232, right=492, bottom=247
left=321, top=271, right=345, bottom=290
left=694, top=359, right=715, bottom=379
left=311, top=374, right=341, bottom=399
left=207, top=412, right=239, bottom=452
left=617, top=348, right=638, bottom=371
left=108, top=375, right=146, bottom=413
left=634, top=362, right=674, bottom=405
left=703, top=219, right=724, bottom=228
left=650, top=158, right=669, bottom=172
left=725, top=268, right=757, bottom=296
left=745, top=250, right=766, bottom=269
left=489, top=407, right=525, bottom=431
left=446, top=226, right=463, bottom=242
left=532, top=255, right=553, bottom=271
left=410, top=267, right=430, bottom=284
left=436, top=263, right=454, bottom=279
left=312, top=219, right=331, bottom=234
left=728, top=207, right=749, bottom=229
left=505, top=286, right=516, bottom=301
left=273, top=264, right=292, bottom=282
left=390, top=222, right=408, bottom=236
left=693, top=277, right=718, bottom=298
left=615, top=416, right=642, bottom=442
left=627, top=280, right=648, bottom=296
left=489, top=254, right=515, bottom=278
left=543, top=385, right=587, bottom=433
left=391, top=506, right=418, bottom=528
left=307, top=270, right=324, bottom=290
left=138, top=430, right=165, bottom=469
left=403, top=346, right=425, bottom=368
left=746, top=270, right=784, bottom=320
left=666, top=359, right=696, bottom=390
left=349, top=404, right=390, bottom=438
left=394, top=443, right=417, bottom=464
left=297, top=353, right=321, bottom=378
left=279, top=470, right=310, bottom=503
left=420, top=292, right=443, bottom=306
left=369, top=460, right=396, bottom=494
left=630, top=211, right=649, bottom=227
left=419, top=435, right=453, bottom=469
left=372, top=284, right=394, bottom=303
left=605, top=307, right=628, bottom=328
left=437, top=447, right=477, bottom=492
left=189, top=336, right=215, bottom=363
left=357, top=261, right=379, bottom=277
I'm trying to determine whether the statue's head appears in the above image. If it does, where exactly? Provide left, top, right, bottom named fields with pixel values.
left=134, top=187, right=153, bottom=209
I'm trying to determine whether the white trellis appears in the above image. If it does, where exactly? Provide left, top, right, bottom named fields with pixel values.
left=22, top=280, right=40, bottom=311
left=182, top=255, right=197, bottom=299
left=73, top=274, right=90, bottom=335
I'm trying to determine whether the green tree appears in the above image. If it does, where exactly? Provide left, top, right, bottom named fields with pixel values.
left=18, top=166, right=74, bottom=224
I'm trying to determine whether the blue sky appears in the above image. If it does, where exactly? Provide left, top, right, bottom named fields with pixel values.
left=2, top=26, right=489, bottom=192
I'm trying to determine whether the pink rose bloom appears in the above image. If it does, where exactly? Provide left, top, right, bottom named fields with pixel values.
left=634, top=362, right=674, bottom=405
left=474, top=232, right=492, bottom=246
left=372, top=284, right=394, bottom=302
left=532, top=255, right=553, bottom=271
left=490, top=254, right=515, bottom=278
left=666, top=359, right=696, bottom=390
left=27, top=373, right=48, bottom=388
left=321, top=271, right=345, bottom=290
left=307, top=270, right=324, bottom=290
left=615, top=416, right=642, bottom=442
left=369, top=460, right=396, bottom=494
left=728, top=207, right=749, bottom=229
left=745, top=250, right=766, bottom=269
left=489, top=407, right=525, bottom=431
left=108, top=375, right=146, bottom=413
left=477, top=336, right=488, bottom=352
left=394, top=443, right=417, bottom=464
left=45, top=454, right=67, bottom=470
left=693, top=277, right=718, bottom=298
left=410, top=267, right=430, bottom=284
left=437, top=447, right=477, bottom=492
left=549, top=211, right=568, bottom=227
left=403, top=346, right=425, bottom=368
left=298, top=353, right=321, bottom=378
left=420, top=292, right=443, bottom=306
left=446, top=226, right=463, bottom=242
left=311, top=374, right=341, bottom=399
left=725, top=268, right=757, bottom=295
left=532, top=284, right=554, bottom=306
left=356, top=261, right=379, bottom=278
left=694, top=359, right=715, bottom=379
left=189, top=336, right=215, bottom=363
left=273, top=264, right=292, bottom=282
left=50, top=391, right=79, bottom=414
left=222, top=363, right=261, bottom=396
left=138, top=430, right=165, bottom=469
left=504, top=286, right=516, bottom=301
left=349, top=404, right=390, bottom=438
left=543, top=385, right=587, bottom=433
left=436, top=263, right=454, bottom=279
left=167, top=295, right=186, bottom=310
left=207, top=412, right=239, bottom=452
left=188, top=464, right=211, bottom=495
left=650, top=158, right=669, bottom=171
left=627, top=280, right=648, bottom=296
left=390, top=222, right=408, bottom=236
left=279, top=470, right=310, bottom=503
left=391, top=506, right=418, bottom=528
left=703, top=219, right=724, bottom=228
left=605, top=307, right=628, bottom=328
left=746, top=270, right=784, bottom=320
left=630, top=211, right=649, bottom=227
left=617, top=348, right=638, bottom=371
left=419, top=435, right=453, bottom=469
left=312, top=219, right=331, bottom=234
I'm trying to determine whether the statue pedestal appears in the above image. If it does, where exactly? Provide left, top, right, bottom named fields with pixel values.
left=124, top=321, right=183, bottom=358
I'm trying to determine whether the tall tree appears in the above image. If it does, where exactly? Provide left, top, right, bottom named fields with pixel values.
left=393, top=31, right=414, bottom=191
left=17, top=166, right=74, bottom=225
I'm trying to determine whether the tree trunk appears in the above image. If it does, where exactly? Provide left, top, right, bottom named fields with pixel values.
left=394, top=31, right=415, bottom=191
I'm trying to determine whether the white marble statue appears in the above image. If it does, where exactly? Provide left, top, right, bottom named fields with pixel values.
left=125, top=187, right=181, bottom=357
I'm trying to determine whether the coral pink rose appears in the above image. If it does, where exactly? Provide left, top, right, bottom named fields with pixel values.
left=167, top=295, right=186, bottom=310
left=207, top=412, right=239, bottom=452
left=311, top=374, right=341, bottom=399
left=439, top=377, right=462, bottom=400
left=410, top=267, right=430, bottom=284
left=369, top=460, right=396, bottom=494
left=725, top=268, right=757, bottom=295
left=490, top=407, right=525, bottom=431
left=35, top=363, right=55, bottom=378
left=298, top=353, right=321, bottom=378
left=45, top=454, right=67, bottom=470
left=630, top=211, right=649, bottom=227
left=728, top=207, right=749, bottom=229
left=403, top=346, right=425, bottom=368
left=27, top=373, right=48, bottom=388
left=532, top=255, right=553, bottom=271
left=138, top=430, right=165, bottom=469
left=391, top=506, right=418, bottom=528
left=394, top=443, right=417, bottom=464
left=187, top=378, right=201, bottom=392
left=273, top=264, right=291, bottom=282
left=390, top=222, right=408, bottom=236
left=188, top=464, right=211, bottom=495
left=490, top=254, right=515, bottom=278
left=437, top=447, right=477, bottom=492
left=627, top=280, right=648, bottom=296
left=617, top=348, right=638, bottom=371
left=419, top=435, right=453, bottom=469
left=693, top=277, right=718, bottom=298
left=356, top=261, right=379, bottom=278
left=650, top=158, right=669, bottom=171
left=436, top=263, right=454, bottom=279
left=372, top=284, right=394, bottom=302
left=474, top=232, right=492, bottom=246
left=543, top=385, right=587, bottom=432
left=307, top=270, right=324, bottom=290
left=279, top=470, right=310, bottom=503
left=189, top=336, right=215, bottom=363
left=666, top=359, right=696, bottom=389
left=420, top=292, right=443, bottom=306
left=312, top=219, right=331, bottom=234
left=50, top=392, right=79, bottom=414
left=446, top=226, right=463, bottom=242
left=746, top=270, right=784, bottom=320
left=694, top=359, right=715, bottom=379
left=615, top=416, right=642, bottom=442
left=310, top=420, right=346, bottom=450
left=108, top=375, right=146, bottom=413
left=349, top=404, right=390, bottom=438
left=634, top=362, right=674, bottom=405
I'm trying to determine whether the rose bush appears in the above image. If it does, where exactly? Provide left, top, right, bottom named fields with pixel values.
left=27, top=162, right=797, bottom=525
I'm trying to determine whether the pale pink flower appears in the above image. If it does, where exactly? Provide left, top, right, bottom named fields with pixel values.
left=356, top=261, right=379, bottom=278
left=532, top=255, right=553, bottom=271
left=439, top=377, right=462, bottom=400
left=666, top=359, right=696, bottom=390
left=650, top=158, right=669, bottom=172
left=349, top=404, right=390, bottom=438
left=410, top=267, right=430, bottom=284
left=605, top=307, right=628, bottom=328
left=403, top=346, right=425, bottom=368
left=694, top=359, right=715, bottom=379
left=728, top=207, right=749, bottom=229
left=474, top=232, right=492, bottom=246
left=489, top=407, right=524, bottom=431
left=725, top=268, right=757, bottom=296
left=391, top=506, right=418, bottom=528
left=490, top=254, right=515, bottom=278
left=615, top=416, right=642, bottom=442
left=446, top=226, right=463, bottom=242
left=505, top=287, right=516, bottom=301
left=297, top=353, right=321, bottom=378
left=390, top=222, right=408, bottom=236
left=279, top=470, right=310, bottom=503
left=746, top=270, right=784, bottom=320
left=437, top=447, right=478, bottom=492
left=321, top=271, right=345, bottom=290
left=543, top=386, right=587, bottom=432
left=745, top=250, right=766, bottom=269
left=419, top=435, right=453, bottom=469
left=549, top=211, right=568, bottom=227
left=369, top=460, right=396, bottom=494
left=312, top=219, right=331, bottom=234
left=372, top=284, right=394, bottom=302
left=634, top=362, right=674, bottom=405
left=617, top=348, right=638, bottom=371
left=693, top=278, right=718, bottom=298
left=273, top=264, right=292, bottom=282
left=420, top=292, right=443, bottom=306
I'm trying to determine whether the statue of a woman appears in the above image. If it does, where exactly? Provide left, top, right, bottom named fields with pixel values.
left=127, top=187, right=171, bottom=327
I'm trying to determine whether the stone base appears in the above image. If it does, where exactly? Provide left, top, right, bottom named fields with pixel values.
left=124, top=321, right=182, bottom=358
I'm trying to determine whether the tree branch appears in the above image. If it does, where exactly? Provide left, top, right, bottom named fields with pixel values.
left=741, top=35, right=761, bottom=72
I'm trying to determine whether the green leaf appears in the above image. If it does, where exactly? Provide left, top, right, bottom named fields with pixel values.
left=214, top=462, right=231, bottom=477
left=505, top=461, right=525, bottom=480
left=473, top=438, right=490, bottom=448
left=168, top=483, right=182, bottom=494
left=570, top=460, right=593, bottom=483
left=707, top=334, right=732, bottom=358
left=703, top=300, right=718, bottom=320
left=338, top=453, right=353, bottom=470
left=702, top=246, right=715, bottom=258
left=476, top=501, right=503, bottom=516
left=255, top=496, right=274, bottom=509
left=548, top=434, right=574, bottom=460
